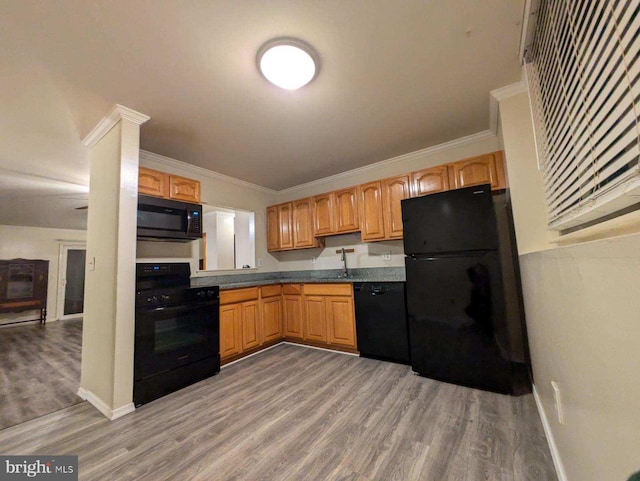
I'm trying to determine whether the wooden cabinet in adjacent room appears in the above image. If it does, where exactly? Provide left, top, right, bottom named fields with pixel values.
left=411, top=165, right=450, bottom=197
left=282, top=284, right=304, bottom=340
left=448, top=151, right=506, bottom=191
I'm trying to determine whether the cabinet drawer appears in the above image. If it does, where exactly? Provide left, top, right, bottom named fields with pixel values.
left=220, top=287, right=259, bottom=305
left=260, top=284, right=282, bottom=298
left=303, top=283, right=352, bottom=297
left=282, top=284, right=303, bottom=295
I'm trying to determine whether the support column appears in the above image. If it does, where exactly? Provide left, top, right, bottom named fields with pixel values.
left=78, top=105, right=149, bottom=420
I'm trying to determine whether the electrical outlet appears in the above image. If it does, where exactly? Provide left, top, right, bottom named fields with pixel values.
left=551, top=381, right=564, bottom=425
left=382, top=252, right=391, bottom=261
left=311, top=256, right=316, bottom=264
left=257, top=258, right=264, bottom=268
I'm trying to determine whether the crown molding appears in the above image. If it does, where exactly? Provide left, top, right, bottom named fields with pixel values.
left=139, top=150, right=277, bottom=195
left=489, top=81, right=528, bottom=134
left=82, top=104, right=150, bottom=148
left=278, top=130, right=496, bottom=197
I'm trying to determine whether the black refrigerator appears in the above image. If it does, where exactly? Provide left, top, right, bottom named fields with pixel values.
left=401, top=184, right=530, bottom=395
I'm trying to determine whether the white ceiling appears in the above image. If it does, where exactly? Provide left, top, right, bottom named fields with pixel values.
left=0, top=0, right=524, bottom=228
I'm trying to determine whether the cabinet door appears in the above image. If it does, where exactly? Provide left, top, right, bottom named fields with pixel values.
left=359, top=181, right=386, bottom=241
left=448, top=151, right=506, bottom=191
left=327, top=296, right=357, bottom=348
left=283, top=294, right=304, bottom=339
left=266, top=206, right=280, bottom=252
left=262, top=296, right=283, bottom=343
left=334, top=187, right=359, bottom=233
left=313, top=193, right=334, bottom=236
left=293, top=198, right=316, bottom=248
left=241, top=300, right=260, bottom=351
left=304, top=296, right=328, bottom=343
left=278, top=203, right=294, bottom=250
left=220, top=304, right=242, bottom=359
left=411, top=165, right=450, bottom=197
left=138, top=167, right=168, bottom=198
left=169, top=175, right=201, bottom=203
left=383, top=174, right=411, bottom=239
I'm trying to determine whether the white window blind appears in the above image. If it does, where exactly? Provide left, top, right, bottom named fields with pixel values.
left=525, top=0, right=640, bottom=231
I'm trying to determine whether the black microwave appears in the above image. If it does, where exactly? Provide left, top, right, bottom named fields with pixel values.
left=137, top=195, right=202, bottom=242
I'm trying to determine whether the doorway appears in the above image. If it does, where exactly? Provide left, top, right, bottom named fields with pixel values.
left=57, top=242, right=86, bottom=321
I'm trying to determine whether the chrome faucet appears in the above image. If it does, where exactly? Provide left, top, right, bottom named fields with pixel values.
left=340, top=247, right=349, bottom=278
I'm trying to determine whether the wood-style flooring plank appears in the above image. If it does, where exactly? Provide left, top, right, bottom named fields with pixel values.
left=0, top=344, right=558, bottom=481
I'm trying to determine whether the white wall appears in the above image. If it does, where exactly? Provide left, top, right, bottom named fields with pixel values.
left=139, top=151, right=278, bottom=273
left=0, top=224, right=86, bottom=325
left=499, top=90, right=640, bottom=481
left=234, top=211, right=254, bottom=269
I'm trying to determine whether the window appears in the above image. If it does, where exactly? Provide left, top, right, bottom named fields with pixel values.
left=525, top=0, right=640, bottom=231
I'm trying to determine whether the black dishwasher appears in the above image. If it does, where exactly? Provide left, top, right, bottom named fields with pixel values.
left=354, top=282, right=410, bottom=365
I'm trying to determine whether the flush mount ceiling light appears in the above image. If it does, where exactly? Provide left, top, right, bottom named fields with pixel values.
left=257, top=38, right=319, bottom=90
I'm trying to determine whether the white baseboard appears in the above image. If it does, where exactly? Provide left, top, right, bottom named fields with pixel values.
left=221, top=340, right=359, bottom=369
left=532, top=385, right=569, bottom=481
left=77, top=387, right=135, bottom=421
left=283, top=341, right=359, bottom=356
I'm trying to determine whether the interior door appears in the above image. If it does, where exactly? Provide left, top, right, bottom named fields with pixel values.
left=57, top=244, right=86, bottom=320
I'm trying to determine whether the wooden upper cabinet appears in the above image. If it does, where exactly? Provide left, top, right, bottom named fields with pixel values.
left=138, top=167, right=168, bottom=198
left=333, top=187, right=359, bottom=233
left=278, top=203, right=294, bottom=250
left=168, top=175, right=201, bottom=203
left=138, top=168, right=201, bottom=203
left=266, top=206, right=280, bottom=252
left=359, top=181, right=386, bottom=241
left=293, top=198, right=316, bottom=248
left=411, top=165, right=450, bottom=197
left=448, top=151, right=506, bottom=191
left=382, top=174, right=411, bottom=239
left=313, top=193, right=334, bottom=236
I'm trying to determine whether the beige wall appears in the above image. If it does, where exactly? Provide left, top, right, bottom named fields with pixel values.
left=499, top=91, right=640, bottom=481
left=0, top=225, right=86, bottom=325
left=275, top=132, right=501, bottom=272
left=138, top=151, right=279, bottom=273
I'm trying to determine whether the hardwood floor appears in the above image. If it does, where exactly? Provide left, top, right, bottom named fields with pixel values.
left=0, top=344, right=557, bottom=481
left=0, top=319, right=82, bottom=430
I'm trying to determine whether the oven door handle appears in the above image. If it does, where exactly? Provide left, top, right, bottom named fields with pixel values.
left=136, top=301, right=219, bottom=314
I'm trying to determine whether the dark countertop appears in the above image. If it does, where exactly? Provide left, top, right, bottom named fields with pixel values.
left=192, top=267, right=405, bottom=290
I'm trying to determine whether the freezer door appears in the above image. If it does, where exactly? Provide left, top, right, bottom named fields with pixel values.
left=405, top=252, right=513, bottom=393
left=401, top=185, right=498, bottom=255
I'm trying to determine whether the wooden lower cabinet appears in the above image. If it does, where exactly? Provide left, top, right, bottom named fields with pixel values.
left=283, top=289, right=304, bottom=339
left=220, top=283, right=357, bottom=364
left=304, top=296, right=328, bottom=343
left=262, top=295, right=283, bottom=342
left=220, top=304, right=242, bottom=359
left=241, top=300, right=260, bottom=351
left=327, top=296, right=356, bottom=347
